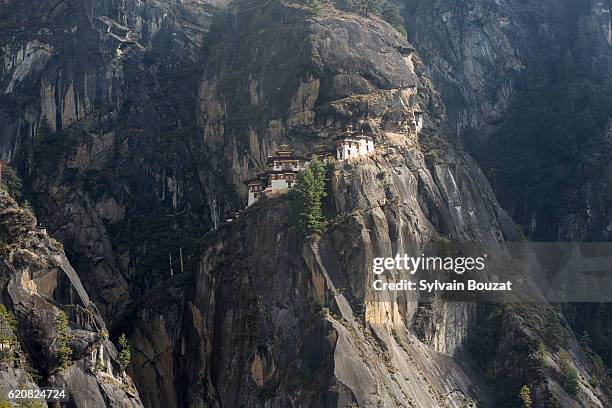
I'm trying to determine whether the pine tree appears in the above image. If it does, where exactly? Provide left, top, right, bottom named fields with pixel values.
left=0, top=164, right=23, bottom=200
left=0, top=304, right=17, bottom=364
left=55, top=311, right=72, bottom=369
left=543, top=310, right=567, bottom=351
left=558, top=350, right=579, bottom=396
left=117, top=333, right=131, bottom=371
left=355, top=0, right=383, bottom=16
left=294, top=157, right=327, bottom=236
left=578, top=330, right=591, bottom=350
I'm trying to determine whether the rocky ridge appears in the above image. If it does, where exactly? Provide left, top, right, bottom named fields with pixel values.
left=0, top=191, right=143, bottom=407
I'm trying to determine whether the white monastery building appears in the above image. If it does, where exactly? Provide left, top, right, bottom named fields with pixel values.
left=246, top=130, right=377, bottom=207
left=335, top=131, right=375, bottom=161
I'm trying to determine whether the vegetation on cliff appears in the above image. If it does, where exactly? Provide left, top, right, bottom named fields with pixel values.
left=117, top=333, right=131, bottom=371
left=0, top=163, right=22, bottom=200
left=0, top=304, right=18, bottom=364
left=293, top=157, right=327, bottom=236
left=54, top=311, right=72, bottom=370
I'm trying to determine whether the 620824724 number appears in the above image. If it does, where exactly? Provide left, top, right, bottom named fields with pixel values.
left=8, top=388, right=68, bottom=402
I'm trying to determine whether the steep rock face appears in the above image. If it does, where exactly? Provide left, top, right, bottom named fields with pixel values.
left=403, top=0, right=611, bottom=140
left=1, top=0, right=202, bottom=153
left=128, top=137, right=607, bottom=407
left=0, top=0, right=217, bottom=319
left=128, top=158, right=502, bottom=407
left=199, top=4, right=419, bottom=175
left=0, top=191, right=142, bottom=407
left=403, top=0, right=612, bottom=242
left=123, top=3, right=506, bottom=406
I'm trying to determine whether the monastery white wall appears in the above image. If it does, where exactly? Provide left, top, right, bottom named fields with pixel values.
left=270, top=178, right=289, bottom=191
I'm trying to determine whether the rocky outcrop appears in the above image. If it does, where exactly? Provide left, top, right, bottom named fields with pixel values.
left=0, top=191, right=142, bottom=407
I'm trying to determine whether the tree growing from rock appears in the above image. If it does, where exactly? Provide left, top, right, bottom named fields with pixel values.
left=117, top=333, right=131, bottom=371
left=558, top=350, right=579, bottom=397
left=381, top=3, right=406, bottom=37
left=355, top=0, right=383, bottom=16
left=0, top=304, right=17, bottom=364
left=543, top=310, right=568, bottom=351
left=55, top=311, right=72, bottom=369
left=293, top=157, right=327, bottom=236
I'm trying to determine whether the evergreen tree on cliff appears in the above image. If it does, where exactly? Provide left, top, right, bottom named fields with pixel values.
left=294, top=157, right=327, bottom=236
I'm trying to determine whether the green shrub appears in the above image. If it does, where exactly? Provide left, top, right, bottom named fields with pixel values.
left=518, top=385, right=532, bottom=408
left=558, top=350, right=579, bottom=396
left=543, top=310, right=568, bottom=351
left=307, top=0, right=324, bottom=14
left=355, top=0, right=383, bottom=16
left=591, top=353, right=605, bottom=387
left=0, top=304, right=17, bottom=330
left=0, top=163, right=22, bottom=200
left=381, top=3, right=406, bottom=37
left=98, top=330, right=109, bottom=340
left=0, top=304, right=18, bottom=362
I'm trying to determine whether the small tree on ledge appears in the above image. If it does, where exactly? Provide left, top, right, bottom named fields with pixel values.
left=117, top=333, right=131, bottom=372
left=55, top=311, right=72, bottom=369
left=293, top=157, right=327, bottom=236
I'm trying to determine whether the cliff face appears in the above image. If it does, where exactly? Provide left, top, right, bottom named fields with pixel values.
left=404, top=0, right=612, bottom=379
left=0, top=1, right=610, bottom=407
left=1, top=0, right=216, bottom=319
left=403, top=0, right=612, bottom=242
left=0, top=191, right=142, bottom=407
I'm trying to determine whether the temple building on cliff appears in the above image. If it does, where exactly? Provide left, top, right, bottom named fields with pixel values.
left=245, top=130, right=376, bottom=207
left=245, top=145, right=309, bottom=206
left=334, top=130, right=375, bottom=161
